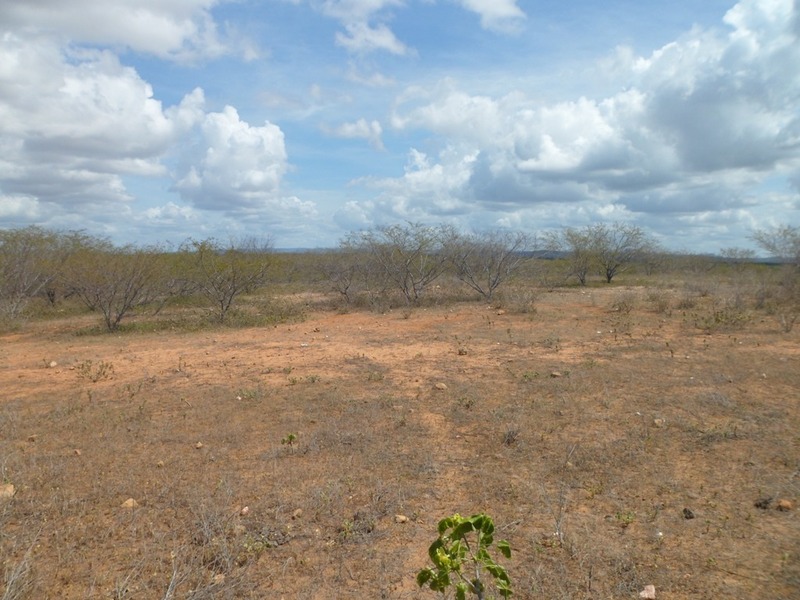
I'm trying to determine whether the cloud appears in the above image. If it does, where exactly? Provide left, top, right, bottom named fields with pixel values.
left=174, top=106, right=290, bottom=210
left=317, top=0, right=411, bottom=55
left=345, top=65, right=396, bottom=87
left=323, top=118, right=385, bottom=149
left=0, top=0, right=249, bottom=62
left=335, top=22, right=410, bottom=55
left=315, top=0, right=525, bottom=56
left=0, top=32, right=205, bottom=208
left=455, top=0, right=526, bottom=33
left=355, top=0, right=800, bottom=228
left=0, top=194, right=42, bottom=221
left=350, top=146, right=477, bottom=220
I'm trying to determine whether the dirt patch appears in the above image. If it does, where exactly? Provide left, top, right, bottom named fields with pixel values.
left=1, top=287, right=798, bottom=598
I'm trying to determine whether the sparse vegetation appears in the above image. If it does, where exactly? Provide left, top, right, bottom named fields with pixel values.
left=0, top=224, right=798, bottom=599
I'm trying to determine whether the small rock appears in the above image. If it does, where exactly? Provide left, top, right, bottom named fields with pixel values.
left=27, top=434, right=37, bottom=443
left=195, top=441, right=204, bottom=449
left=653, top=418, right=665, bottom=428
left=550, top=371, right=562, bottom=378
left=682, top=508, right=695, bottom=519
left=120, top=498, right=138, bottom=509
left=156, top=460, right=164, bottom=468
left=776, top=499, right=793, bottom=512
left=434, top=383, right=448, bottom=391
left=639, top=584, right=656, bottom=599
left=240, top=506, right=250, bottom=516
left=395, top=514, right=409, bottom=523
left=457, top=348, right=468, bottom=355
left=495, top=309, right=506, bottom=315
left=754, top=497, right=773, bottom=510
left=73, top=449, right=82, bottom=456
left=48, top=361, right=58, bottom=368
left=292, top=508, right=303, bottom=519
left=0, top=483, right=15, bottom=499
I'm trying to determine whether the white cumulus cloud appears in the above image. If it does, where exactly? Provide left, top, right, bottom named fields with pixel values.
left=455, top=0, right=526, bottom=33
left=174, top=106, right=290, bottom=210
left=0, top=32, right=205, bottom=209
left=324, top=118, right=385, bottom=149
left=365, top=0, right=800, bottom=231
left=0, top=0, right=248, bottom=62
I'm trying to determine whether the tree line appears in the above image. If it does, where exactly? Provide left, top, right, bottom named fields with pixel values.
left=1, top=223, right=797, bottom=331
left=0, top=229, right=272, bottom=329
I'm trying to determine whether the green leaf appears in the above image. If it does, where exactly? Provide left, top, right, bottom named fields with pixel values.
left=450, top=540, right=466, bottom=566
left=431, top=572, right=450, bottom=591
left=486, top=563, right=506, bottom=579
left=455, top=582, right=468, bottom=600
left=416, top=569, right=433, bottom=588
left=428, top=539, right=445, bottom=565
left=482, top=518, right=495, bottom=536
left=438, top=516, right=456, bottom=535
left=498, top=540, right=512, bottom=559
left=497, top=578, right=513, bottom=598
left=451, top=520, right=476, bottom=539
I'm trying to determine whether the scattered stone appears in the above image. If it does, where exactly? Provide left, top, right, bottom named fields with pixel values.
left=653, top=418, right=665, bottom=428
left=156, top=460, right=164, bottom=468
left=240, top=506, right=250, bottom=516
left=195, top=441, right=204, bottom=449
left=0, top=483, right=15, bottom=499
left=754, top=497, right=773, bottom=510
left=120, top=498, right=138, bottom=509
left=639, top=584, right=656, bottom=599
left=457, top=348, right=468, bottom=355
left=776, top=499, right=793, bottom=512
left=434, top=383, right=448, bottom=391
left=682, top=508, right=695, bottom=520
left=292, top=508, right=303, bottom=519
left=73, top=449, right=82, bottom=456
left=48, top=361, right=58, bottom=368
left=394, top=514, right=409, bottom=524
left=550, top=371, right=563, bottom=378
left=495, top=309, right=506, bottom=315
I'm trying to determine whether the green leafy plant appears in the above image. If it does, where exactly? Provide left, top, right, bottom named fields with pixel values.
left=417, top=512, right=512, bottom=599
left=281, top=433, right=297, bottom=452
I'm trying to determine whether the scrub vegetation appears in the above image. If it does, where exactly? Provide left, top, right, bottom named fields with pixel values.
left=0, top=223, right=798, bottom=599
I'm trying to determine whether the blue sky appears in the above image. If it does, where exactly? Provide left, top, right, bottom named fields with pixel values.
left=0, top=0, right=798, bottom=252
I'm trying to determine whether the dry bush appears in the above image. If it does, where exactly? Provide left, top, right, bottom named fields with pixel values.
left=609, top=290, right=637, bottom=314
left=494, top=285, right=539, bottom=314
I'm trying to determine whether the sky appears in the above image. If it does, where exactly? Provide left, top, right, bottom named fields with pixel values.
left=0, top=0, right=798, bottom=253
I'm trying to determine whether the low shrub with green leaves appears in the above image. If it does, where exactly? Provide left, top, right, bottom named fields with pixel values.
left=417, top=513, right=512, bottom=599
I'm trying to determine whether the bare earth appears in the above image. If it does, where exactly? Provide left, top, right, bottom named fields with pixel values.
left=1, top=286, right=798, bottom=599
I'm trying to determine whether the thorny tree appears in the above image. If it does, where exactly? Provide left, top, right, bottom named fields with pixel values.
left=186, top=237, right=273, bottom=323
left=0, top=226, right=64, bottom=319
left=347, top=223, right=450, bottom=304
left=65, top=242, right=166, bottom=331
left=445, top=230, right=533, bottom=301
